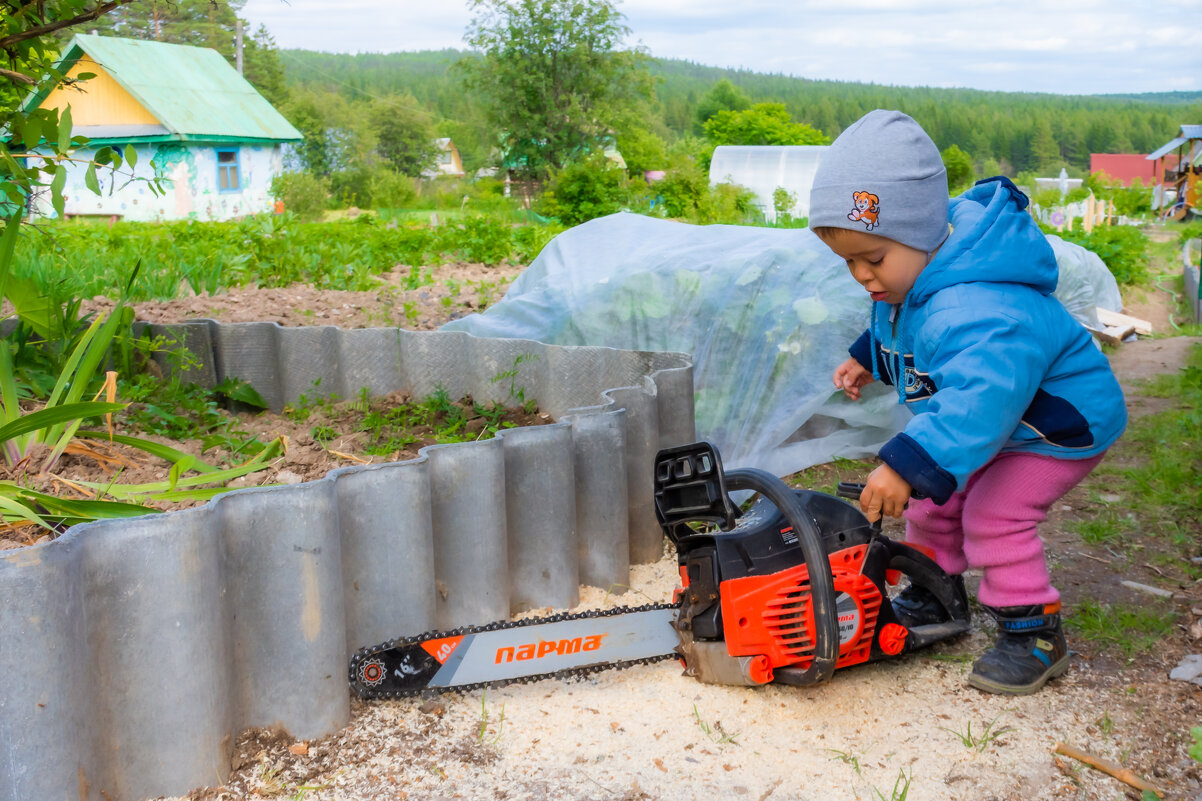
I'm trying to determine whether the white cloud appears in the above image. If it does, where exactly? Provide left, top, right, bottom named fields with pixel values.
left=239, top=0, right=1202, bottom=94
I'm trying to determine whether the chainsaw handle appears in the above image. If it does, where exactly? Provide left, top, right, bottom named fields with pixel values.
left=725, top=468, right=839, bottom=687
left=836, top=481, right=929, bottom=502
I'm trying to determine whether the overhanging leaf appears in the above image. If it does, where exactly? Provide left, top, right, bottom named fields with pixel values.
left=73, top=430, right=219, bottom=473
left=4, top=274, right=61, bottom=340
left=16, top=488, right=155, bottom=521
left=51, top=163, right=66, bottom=218
left=0, top=490, right=53, bottom=529
left=84, top=162, right=99, bottom=195
left=57, top=106, right=72, bottom=151
left=0, top=402, right=127, bottom=444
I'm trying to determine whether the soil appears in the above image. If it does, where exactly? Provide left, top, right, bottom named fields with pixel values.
left=84, top=261, right=515, bottom=331
left=12, top=244, right=1202, bottom=800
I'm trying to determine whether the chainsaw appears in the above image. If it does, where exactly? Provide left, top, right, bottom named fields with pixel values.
left=349, top=441, right=970, bottom=698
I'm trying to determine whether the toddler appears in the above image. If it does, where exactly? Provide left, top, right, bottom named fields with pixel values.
left=808, top=110, right=1126, bottom=695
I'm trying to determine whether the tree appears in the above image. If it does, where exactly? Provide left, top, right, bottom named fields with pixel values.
left=940, top=144, right=974, bottom=195
left=459, top=0, right=652, bottom=178
left=90, top=0, right=243, bottom=53
left=369, top=94, right=437, bottom=177
left=1029, top=118, right=1061, bottom=173
left=241, top=23, right=287, bottom=107
left=693, top=78, right=751, bottom=134
left=281, top=92, right=332, bottom=175
left=703, top=103, right=829, bottom=147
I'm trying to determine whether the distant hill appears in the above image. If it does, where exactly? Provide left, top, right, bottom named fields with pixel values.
left=277, top=48, right=1201, bottom=174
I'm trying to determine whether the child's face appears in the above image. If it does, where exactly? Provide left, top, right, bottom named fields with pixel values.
left=817, top=228, right=929, bottom=306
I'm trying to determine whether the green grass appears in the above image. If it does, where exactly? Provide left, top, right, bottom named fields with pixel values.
left=1070, top=344, right=1201, bottom=564
left=1066, top=599, right=1176, bottom=658
left=785, top=456, right=876, bottom=495
left=1066, top=512, right=1125, bottom=546
left=938, top=714, right=1015, bottom=752
left=1119, top=344, right=1202, bottom=524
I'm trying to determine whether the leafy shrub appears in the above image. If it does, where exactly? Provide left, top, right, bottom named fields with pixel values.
left=439, top=216, right=512, bottom=265
left=1087, top=174, right=1152, bottom=218
left=368, top=169, right=418, bottom=209
left=329, top=166, right=375, bottom=209
left=512, top=222, right=566, bottom=264
left=538, top=155, right=630, bottom=226
left=1055, top=224, right=1150, bottom=285
left=941, top=144, right=974, bottom=195
left=1175, top=220, right=1202, bottom=245
left=269, top=171, right=330, bottom=222
left=653, top=161, right=757, bottom=224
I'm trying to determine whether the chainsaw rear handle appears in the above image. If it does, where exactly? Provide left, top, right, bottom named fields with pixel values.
left=723, top=468, right=839, bottom=687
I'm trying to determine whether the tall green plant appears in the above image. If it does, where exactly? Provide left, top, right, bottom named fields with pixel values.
left=460, top=0, right=652, bottom=178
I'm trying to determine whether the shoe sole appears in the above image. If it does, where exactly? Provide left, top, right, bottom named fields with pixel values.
left=965, top=653, right=1071, bottom=696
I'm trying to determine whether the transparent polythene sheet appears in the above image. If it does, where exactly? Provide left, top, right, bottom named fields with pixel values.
left=443, top=212, right=1121, bottom=477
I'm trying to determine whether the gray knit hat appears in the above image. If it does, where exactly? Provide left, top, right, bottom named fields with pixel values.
left=809, top=109, right=949, bottom=253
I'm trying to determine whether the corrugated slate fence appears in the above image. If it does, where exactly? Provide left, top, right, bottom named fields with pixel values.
left=0, top=322, right=695, bottom=801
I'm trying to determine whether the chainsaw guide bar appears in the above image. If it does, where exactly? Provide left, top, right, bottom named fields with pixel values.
left=349, top=603, right=680, bottom=699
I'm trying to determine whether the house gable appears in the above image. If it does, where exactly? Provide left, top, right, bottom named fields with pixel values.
left=40, top=56, right=160, bottom=126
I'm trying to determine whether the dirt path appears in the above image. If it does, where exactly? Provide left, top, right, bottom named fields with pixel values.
left=86, top=243, right=1201, bottom=801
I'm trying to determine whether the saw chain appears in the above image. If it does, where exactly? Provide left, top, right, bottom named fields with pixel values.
left=349, top=602, right=680, bottom=700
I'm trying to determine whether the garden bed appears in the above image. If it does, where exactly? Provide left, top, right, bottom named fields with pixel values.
left=128, top=247, right=1196, bottom=801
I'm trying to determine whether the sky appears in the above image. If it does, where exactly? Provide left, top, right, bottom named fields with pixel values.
left=239, top=0, right=1202, bottom=97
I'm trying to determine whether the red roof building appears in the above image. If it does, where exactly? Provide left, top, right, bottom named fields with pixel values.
left=1090, top=153, right=1177, bottom=186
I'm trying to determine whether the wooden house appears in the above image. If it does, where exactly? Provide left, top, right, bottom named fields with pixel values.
left=1148, top=124, right=1202, bottom=220
left=23, top=34, right=302, bottom=221
left=427, top=138, right=466, bottom=179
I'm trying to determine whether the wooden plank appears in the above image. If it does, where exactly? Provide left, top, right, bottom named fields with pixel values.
left=1087, top=323, right=1136, bottom=346
left=1095, top=307, right=1153, bottom=336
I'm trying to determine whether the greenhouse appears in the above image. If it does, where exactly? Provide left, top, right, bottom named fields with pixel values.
left=708, top=145, right=829, bottom=222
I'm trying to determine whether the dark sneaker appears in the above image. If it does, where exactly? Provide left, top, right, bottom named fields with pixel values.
left=892, top=574, right=968, bottom=629
left=968, top=603, right=1069, bottom=695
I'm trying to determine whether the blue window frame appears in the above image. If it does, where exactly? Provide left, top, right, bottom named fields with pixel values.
left=216, top=148, right=241, bottom=192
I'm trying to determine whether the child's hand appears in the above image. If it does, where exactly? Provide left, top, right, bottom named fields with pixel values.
left=833, top=357, right=873, bottom=400
left=858, top=463, right=912, bottom=523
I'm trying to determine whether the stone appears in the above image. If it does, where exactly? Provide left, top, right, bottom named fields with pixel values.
left=1169, top=654, right=1202, bottom=685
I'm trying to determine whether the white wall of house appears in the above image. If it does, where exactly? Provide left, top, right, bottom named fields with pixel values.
left=33, top=142, right=284, bottom=221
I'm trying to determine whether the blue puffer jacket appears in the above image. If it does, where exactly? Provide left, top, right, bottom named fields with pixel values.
left=847, top=177, right=1127, bottom=504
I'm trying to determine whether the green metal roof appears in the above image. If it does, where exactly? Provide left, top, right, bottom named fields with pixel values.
left=27, top=34, right=301, bottom=143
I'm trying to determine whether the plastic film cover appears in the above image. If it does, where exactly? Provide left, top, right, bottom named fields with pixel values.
left=444, top=212, right=1121, bottom=477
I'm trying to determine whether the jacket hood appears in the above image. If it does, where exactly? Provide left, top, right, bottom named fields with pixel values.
left=907, top=177, right=1058, bottom=307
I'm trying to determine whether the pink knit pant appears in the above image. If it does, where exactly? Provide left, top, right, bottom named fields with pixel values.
left=902, top=451, right=1106, bottom=608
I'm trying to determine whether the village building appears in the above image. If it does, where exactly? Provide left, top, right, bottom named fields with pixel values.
left=1089, top=153, right=1176, bottom=187
left=24, top=33, right=302, bottom=221
left=1147, top=124, right=1202, bottom=220
left=427, top=138, right=466, bottom=179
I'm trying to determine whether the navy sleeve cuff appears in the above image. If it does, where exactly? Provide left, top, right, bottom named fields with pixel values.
left=878, top=433, right=958, bottom=505
left=849, top=330, right=873, bottom=370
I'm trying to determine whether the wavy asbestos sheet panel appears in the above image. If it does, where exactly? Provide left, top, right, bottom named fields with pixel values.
left=0, top=324, right=694, bottom=801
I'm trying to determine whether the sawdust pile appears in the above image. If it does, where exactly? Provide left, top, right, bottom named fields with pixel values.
left=165, top=552, right=1161, bottom=801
